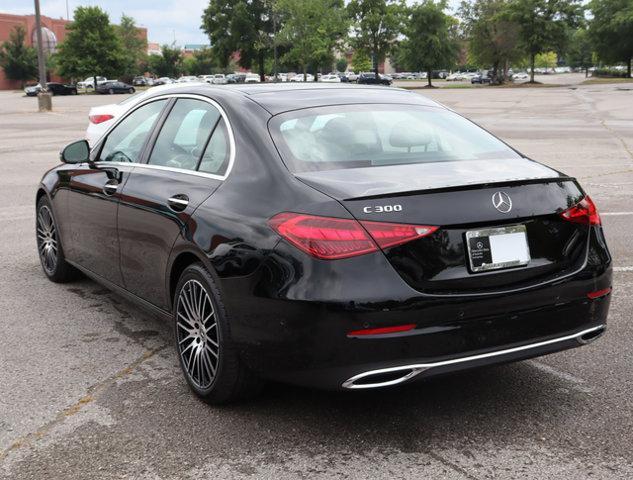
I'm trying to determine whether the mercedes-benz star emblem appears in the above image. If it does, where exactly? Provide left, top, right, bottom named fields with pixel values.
left=492, top=191, right=512, bottom=213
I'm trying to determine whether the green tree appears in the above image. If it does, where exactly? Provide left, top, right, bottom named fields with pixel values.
left=566, top=28, right=593, bottom=75
left=348, top=0, right=404, bottom=77
left=0, top=25, right=38, bottom=88
left=589, top=0, right=633, bottom=77
left=55, top=6, right=125, bottom=85
left=276, top=0, right=348, bottom=81
left=535, top=51, right=557, bottom=70
left=351, top=51, right=372, bottom=71
left=460, top=0, right=521, bottom=83
left=202, top=0, right=273, bottom=81
left=188, top=48, right=219, bottom=75
left=399, top=1, right=458, bottom=87
left=148, top=45, right=183, bottom=78
left=336, top=57, right=348, bottom=72
left=116, top=14, right=147, bottom=81
left=507, top=0, right=582, bottom=83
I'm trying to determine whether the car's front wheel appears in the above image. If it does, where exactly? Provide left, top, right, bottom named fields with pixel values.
left=108, top=88, right=114, bottom=94
left=174, top=263, right=263, bottom=404
left=36, top=196, right=80, bottom=283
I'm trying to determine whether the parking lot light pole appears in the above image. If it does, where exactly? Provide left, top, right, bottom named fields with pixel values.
left=34, top=0, right=52, bottom=111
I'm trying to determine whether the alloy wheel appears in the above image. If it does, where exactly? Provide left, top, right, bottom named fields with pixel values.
left=36, top=205, right=58, bottom=274
left=176, top=279, right=219, bottom=389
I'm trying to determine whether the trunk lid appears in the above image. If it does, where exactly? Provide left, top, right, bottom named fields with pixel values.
left=296, top=161, right=588, bottom=295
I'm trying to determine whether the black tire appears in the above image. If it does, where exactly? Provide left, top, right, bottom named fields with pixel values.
left=36, top=196, right=80, bottom=283
left=71, top=89, right=77, bottom=95
left=173, top=263, right=263, bottom=404
left=128, top=87, right=135, bottom=94
left=108, top=88, right=114, bottom=94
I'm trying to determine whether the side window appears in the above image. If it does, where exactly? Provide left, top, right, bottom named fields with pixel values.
left=148, top=98, right=221, bottom=171
left=199, top=118, right=230, bottom=176
left=98, top=99, right=167, bottom=163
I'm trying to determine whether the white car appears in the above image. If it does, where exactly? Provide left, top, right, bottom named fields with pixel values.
left=85, top=83, right=196, bottom=146
left=212, top=74, right=227, bottom=85
left=244, top=74, right=261, bottom=83
left=320, top=74, right=341, bottom=83
left=77, top=76, right=108, bottom=89
left=290, top=74, right=315, bottom=82
left=199, top=75, right=215, bottom=84
left=346, top=71, right=358, bottom=81
left=446, top=72, right=464, bottom=81
left=176, top=76, right=198, bottom=83
left=512, top=72, right=529, bottom=81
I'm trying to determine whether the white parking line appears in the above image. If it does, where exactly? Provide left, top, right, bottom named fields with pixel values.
left=526, top=360, right=593, bottom=394
left=602, top=212, right=633, bottom=216
left=614, top=266, right=633, bottom=272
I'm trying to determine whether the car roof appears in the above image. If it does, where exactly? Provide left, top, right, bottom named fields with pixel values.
left=147, top=83, right=443, bottom=115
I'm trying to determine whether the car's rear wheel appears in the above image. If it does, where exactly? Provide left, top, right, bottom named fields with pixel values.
left=174, top=263, right=263, bottom=404
left=36, top=196, right=80, bottom=283
left=128, top=88, right=135, bottom=94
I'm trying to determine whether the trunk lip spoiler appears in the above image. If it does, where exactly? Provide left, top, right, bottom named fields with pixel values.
left=335, top=176, right=576, bottom=202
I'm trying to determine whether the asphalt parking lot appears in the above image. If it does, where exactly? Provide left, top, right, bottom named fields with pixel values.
left=1, top=83, right=632, bottom=479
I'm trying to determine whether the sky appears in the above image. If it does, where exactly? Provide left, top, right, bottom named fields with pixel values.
left=2, top=0, right=461, bottom=47
left=2, top=0, right=211, bottom=46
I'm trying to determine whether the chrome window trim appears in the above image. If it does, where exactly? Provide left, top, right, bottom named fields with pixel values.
left=93, top=93, right=236, bottom=182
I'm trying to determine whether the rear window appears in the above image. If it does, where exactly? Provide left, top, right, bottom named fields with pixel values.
left=269, top=104, right=521, bottom=173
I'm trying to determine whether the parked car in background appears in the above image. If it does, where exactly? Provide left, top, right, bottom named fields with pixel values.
left=177, top=76, right=199, bottom=83
left=320, top=74, right=341, bottom=83
left=357, top=72, right=392, bottom=85
left=77, top=76, right=108, bottom=89
left=512, top=72, right=529, bottom=81
left=446, top=72, right=464, bottom=81
left=212, top=74, right=228, bottom=85
left=346, top=71, right=358, bottom=82
left=471, top=71, right=492, bottom=84
left=96, top=81, right=135, bottom=95
left=153, top=77, right=174, bottom=86
left=244, top=74, right=261, bottom=83
left=133, top=76, right=151, bottom=86
left=290, top=74, right=315, bottom=82
left=24, top=82, right=78, bottom=96
left=199, top=75, right=215, bottom=84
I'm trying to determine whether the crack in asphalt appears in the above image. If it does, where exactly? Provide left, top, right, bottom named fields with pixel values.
left=0, top=345, right=168, bottom=463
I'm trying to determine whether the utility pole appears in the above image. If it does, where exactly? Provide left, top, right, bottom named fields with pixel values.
left=272, top=8, right=278, bottom=82
left=34, top=0, right=52, bottom=111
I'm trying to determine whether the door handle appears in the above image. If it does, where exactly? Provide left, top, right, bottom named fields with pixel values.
left=103, top=180, right=119, bottom=196
left=168, top=194, right=189, bottom=212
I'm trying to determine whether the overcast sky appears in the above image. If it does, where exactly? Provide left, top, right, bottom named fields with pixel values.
left=3, top=0, right=461, bottom=47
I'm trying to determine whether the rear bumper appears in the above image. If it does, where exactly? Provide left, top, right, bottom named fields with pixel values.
left=342, top=324, right=605, bottom=389
left=224, top=228, right=612, bottom=390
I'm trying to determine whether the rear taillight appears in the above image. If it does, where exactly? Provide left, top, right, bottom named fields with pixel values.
left=89, top=114, right=114, bottom=124
left=560, top=196, right=601, bottom=225
left=269, top=212, right=437, bottom=260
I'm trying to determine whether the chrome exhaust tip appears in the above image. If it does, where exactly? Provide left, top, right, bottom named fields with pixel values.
left=342, top=366, right=428, bottom=390
left=578, top=325, right=606, bottom=345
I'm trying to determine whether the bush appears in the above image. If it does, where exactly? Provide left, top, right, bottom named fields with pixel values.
left=592, top=68, right=630, bottom=78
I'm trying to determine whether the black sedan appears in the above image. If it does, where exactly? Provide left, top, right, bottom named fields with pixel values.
left=357, top=72, right=392, bottom=85
left=24, top=82, right=78, bottom=96
left=37, top=84, right=611, bottom=403
left=96, top=81, right=135, bottom=95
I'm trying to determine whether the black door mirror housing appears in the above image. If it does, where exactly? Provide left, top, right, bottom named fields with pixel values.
left=60, top=140, right=90, bottom=164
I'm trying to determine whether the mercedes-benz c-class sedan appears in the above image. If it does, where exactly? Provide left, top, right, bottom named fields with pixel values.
left=36, top=84, right=612, bottom=403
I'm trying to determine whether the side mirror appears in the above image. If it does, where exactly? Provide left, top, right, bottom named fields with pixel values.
left=60, top=139, right=90, bottom=164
